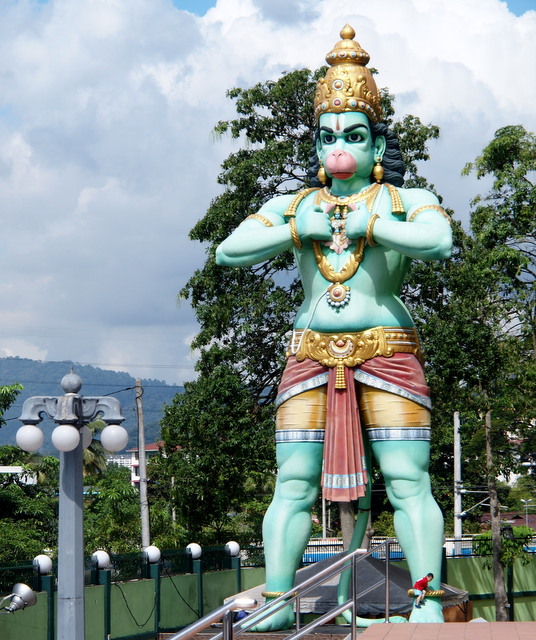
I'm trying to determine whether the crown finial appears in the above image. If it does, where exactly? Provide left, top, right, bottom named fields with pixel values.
left=314, top=24, right=382, bottom=123
left=340, top=24, right=355, bottom=40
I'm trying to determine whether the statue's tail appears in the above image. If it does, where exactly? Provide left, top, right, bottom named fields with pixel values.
left=336, top=469, right=406, bottom=626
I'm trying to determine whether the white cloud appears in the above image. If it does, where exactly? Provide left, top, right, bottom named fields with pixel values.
left=0, top=0, right=534, bottom=388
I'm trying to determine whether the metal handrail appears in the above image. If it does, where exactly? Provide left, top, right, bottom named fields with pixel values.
left=210, top=538, right=398, bottom=640
left=165, top=596, right=257, bottom=640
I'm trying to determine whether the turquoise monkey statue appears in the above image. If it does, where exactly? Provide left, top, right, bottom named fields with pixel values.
left=216, top=25, right=452, bottom=629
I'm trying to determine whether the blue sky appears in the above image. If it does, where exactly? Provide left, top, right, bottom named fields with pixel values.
left=173, top=1, right=217, bottom=14
left=0, top=0, right=534, bottom=391
left=171, top=0, right=536, bottom=16
left=506, top=0, right=535, bottom=15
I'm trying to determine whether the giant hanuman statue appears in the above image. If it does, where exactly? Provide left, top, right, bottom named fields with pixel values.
left=217, top=24, right=452, bottom=628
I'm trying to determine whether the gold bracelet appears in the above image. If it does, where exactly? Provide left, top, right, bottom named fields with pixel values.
left=244, top=214, right=273, bottom=227
left=366, top=213, right=380, bottom=247
left=407, top=204, right=451, bottom=224
left=289, top=217, right=302, bottom=250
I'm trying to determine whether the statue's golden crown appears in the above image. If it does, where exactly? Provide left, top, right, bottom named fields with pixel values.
left=314, top=24, right=382, bottom=124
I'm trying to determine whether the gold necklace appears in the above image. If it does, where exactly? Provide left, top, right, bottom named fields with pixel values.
left=315, top=183, right=381, bottom=252
left=315, top=182, right=381, bottom=211
left=313, top=182, right=382, bottom=310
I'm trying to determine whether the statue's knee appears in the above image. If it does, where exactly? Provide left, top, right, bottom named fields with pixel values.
left=278, top=477, right=316, bottom=503
left=387, top=473, right=428, bottom=501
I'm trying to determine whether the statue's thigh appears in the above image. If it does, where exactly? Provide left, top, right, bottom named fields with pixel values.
left=358, top=386, right=431, bottom=480
left=358, top=386, right=430, bottom=429
left=274, top=388, right=326, bottom=490
left=276, top=387, right=327, bottom=429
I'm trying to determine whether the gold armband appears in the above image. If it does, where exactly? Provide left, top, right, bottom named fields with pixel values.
left=407, top=205, right=451, bottom=224
left=284, top=187, right=319, bottom=218
left=261, top=590, right=297, bottom=599
left=244, top=214, right=273, bottom=227
left=366, top=213, right=380, bottom=247
left=289, top=217, right=302, bottom=250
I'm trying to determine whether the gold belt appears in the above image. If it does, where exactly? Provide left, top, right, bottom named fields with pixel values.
left=287, top=327, right=423, bottom=389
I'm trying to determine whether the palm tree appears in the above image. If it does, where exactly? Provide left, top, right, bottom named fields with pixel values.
left=82, top=419, right=109, bottom=476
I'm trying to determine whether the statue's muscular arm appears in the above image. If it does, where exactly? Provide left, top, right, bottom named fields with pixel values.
left=215, top=195, right=292, bottom=267
left=216, top=193, right=331, bottom=267
left=346, top=188, right=452, bottom=261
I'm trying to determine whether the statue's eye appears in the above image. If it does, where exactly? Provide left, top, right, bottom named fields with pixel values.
left=323, top=134, right=335, bottom=144
left=347, top=133, right=362, bottom=142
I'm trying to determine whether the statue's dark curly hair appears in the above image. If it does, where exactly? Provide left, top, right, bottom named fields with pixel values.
left=308, top=121, right=406, bottom=188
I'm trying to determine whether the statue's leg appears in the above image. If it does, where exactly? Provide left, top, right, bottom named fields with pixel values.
left=251, top=387, right=325, bottom=631
left=371, top=439, right=444, bottom=622
left=359, top=383, right=443, bottom=622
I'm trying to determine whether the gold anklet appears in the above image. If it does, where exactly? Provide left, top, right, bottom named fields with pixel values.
left=407, top=589, right=445, bottom=598
left=261, top=590, right=297, bottom=598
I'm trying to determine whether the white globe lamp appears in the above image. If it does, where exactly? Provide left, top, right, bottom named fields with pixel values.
left=100, top=424, right=129, bottom=452
left=186, top=543, right=202, bottom=559
left=16, top=425, right=44, bottom=452
left=33, top=554, right=53, bottom=575
left=91, top=550, right=111, bottom=570
left=51, top=425, right=80, bottom=452
left=143, top=545, right=161, bottom=564
left=225, top=541, right=240, bottom=557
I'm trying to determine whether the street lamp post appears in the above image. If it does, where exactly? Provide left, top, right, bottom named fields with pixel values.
left=521, top=499, right=534, bottom=527
left=16, top=371, right=128, bottom=640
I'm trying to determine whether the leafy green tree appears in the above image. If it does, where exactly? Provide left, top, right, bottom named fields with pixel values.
left=0, top=383, right=22, bottom=425
left=399, top=127, right=535, bottom=535
left=0, top=446, right=59, bottom=564
left=371, top=511, right=396, bottom=537
left=158, top=363, right=275, bottom=544
left=473, top=525, right=534, bottom=569
left=84, top=464, right=141, bottom=554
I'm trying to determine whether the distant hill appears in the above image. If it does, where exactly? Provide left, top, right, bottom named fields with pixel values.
left=0, top=357, right=183, bottom=453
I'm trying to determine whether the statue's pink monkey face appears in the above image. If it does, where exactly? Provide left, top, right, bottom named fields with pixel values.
left=316, top=112, right=385, bottom=182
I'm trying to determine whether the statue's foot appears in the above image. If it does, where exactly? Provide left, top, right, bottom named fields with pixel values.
left=249, top=603, right=294, bottom=632
left=409, top=597, right=443, bottom=623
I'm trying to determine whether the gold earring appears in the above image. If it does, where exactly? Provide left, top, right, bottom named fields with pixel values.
left=372, top=158, right=384, bottom=184
left=317, top=164, right=327, bottom=185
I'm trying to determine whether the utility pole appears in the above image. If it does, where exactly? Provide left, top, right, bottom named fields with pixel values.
left=453, top=412, right=462, bottom=554
left=136, top=379, right=151, bottom=548
left=485, top=410, right=508, bottom=621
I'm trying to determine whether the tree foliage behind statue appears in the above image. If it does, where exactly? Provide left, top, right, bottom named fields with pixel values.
left=159, top=68, right=449, bottom=542
left=406, top=125, right=535, bottom=530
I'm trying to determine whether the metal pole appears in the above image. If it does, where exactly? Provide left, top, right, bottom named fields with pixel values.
left=57, top=443, right=85, bottom=640
left=231, top=556, right=242, bottom=594
left=98, top=569, right=112, bottom=640
left=507, top=564, right=514, bottom=621
left=193, top=558, right=204, bottom=618
left=384, top=542, right=390, bottom=623
left=453, top=411, right=462, bottom=554
left=41, top=575, right=55, bottom=640
left=222, top=609, right=234, bottom=640
left=351, top=553, right=357, bottom=640
left=136, top=379, right=151, bottom=548
left=150, top=561, right=161, bottom=636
